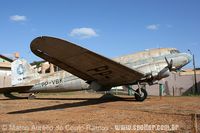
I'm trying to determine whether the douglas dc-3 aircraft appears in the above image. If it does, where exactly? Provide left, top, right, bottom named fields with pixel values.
left=0, top=36, right=192, bottom=101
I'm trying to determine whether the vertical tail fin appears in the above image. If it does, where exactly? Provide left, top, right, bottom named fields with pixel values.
left=11, top=59, right=39, bottom=86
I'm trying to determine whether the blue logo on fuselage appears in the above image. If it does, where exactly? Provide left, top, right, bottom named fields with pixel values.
left=17, top=64, right=25, bottom=75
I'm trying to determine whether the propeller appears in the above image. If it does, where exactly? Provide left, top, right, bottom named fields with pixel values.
left=145, top=57, right=176, bottom=81
left=165, top=57, right=174, bottom=71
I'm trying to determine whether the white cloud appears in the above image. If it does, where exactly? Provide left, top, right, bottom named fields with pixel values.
left=166, top=24, right=172, bottom=28
left=10, top=15, right=27, bottom=22
left=146, top=24, right=159, bottom=30
left=69, top=27, right=98, bottom=39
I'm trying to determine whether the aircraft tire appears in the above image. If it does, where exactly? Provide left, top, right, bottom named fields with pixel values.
left=28, top=93, right=36, bottom=99
left=134, top=88, right=147, bottom=101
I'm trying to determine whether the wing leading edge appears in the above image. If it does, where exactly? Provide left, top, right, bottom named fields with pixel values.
left=30, top=36, right=144, bottom=87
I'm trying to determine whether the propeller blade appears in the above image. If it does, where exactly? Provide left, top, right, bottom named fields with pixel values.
left=169, top=59, right=173, bottom=69
left=165, top=57, right=173, bottom=71
left=165, top=57, right=170, bottom=65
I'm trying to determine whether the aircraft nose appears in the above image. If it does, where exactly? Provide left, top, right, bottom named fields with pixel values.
left=174, top=53, right=192, bottom=69
left=186, top=53, right=192, bottom=63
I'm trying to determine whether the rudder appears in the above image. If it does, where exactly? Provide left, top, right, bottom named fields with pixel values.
left=11, top=59, right=39, bottom=86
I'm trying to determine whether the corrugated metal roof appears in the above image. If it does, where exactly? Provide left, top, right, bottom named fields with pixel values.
left=0, top=54, right=13, bottom=62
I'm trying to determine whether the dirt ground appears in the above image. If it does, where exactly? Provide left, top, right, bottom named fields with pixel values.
left=0, top=92, right=200, bottom=133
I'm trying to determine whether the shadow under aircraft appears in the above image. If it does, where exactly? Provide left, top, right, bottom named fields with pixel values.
left=8, top=94, right=137, bottom=114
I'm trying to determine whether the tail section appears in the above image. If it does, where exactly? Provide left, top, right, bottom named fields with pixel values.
left=11, top=59, right=39, bottom=86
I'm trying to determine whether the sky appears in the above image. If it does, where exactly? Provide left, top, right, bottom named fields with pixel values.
left=0, top=0, right=200, bottom=68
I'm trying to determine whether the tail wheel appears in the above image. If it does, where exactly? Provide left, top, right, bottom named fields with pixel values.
left=134, top=88, right=147, bottom=101
left=28, top=93, right=36, bottom=99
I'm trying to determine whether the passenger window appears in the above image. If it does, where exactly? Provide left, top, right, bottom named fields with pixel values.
left=170, top=50, right=180, bottom=54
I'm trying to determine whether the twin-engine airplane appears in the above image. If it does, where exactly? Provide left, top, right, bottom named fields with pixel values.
left=0, top=36, right=192, bottom=101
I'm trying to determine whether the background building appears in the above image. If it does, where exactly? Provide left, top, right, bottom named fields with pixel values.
left=0, top=54, right=13, bottom=87
left=147, top=70, right=200, bottom=96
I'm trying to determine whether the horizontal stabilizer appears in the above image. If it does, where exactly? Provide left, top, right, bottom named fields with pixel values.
left=0, top=85, right=33, bottom=93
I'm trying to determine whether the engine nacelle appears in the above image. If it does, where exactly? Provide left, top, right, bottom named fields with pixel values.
left=157, top=68, right=170, bottom=80
left=89, top=81, right=111, bottom=91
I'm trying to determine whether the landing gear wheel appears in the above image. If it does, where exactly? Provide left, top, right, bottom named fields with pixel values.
left=28, top=93, right=36, bottom=99
left=134, top=88, right=147, bottom=101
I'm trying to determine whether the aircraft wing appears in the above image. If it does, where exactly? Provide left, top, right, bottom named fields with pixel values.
left=31, top=36, right=144, bottom=87
left=0, top=85, right=33, bottom=93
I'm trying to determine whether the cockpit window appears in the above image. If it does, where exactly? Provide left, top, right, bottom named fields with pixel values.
left=170, top=50, right=180, bottom=54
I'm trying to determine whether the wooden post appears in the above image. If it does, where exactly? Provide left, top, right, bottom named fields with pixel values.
left=191, top=114, right=197, bottom=133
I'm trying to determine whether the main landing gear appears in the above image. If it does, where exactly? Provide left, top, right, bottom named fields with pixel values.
left=127, top=83, right=147, bottom=101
